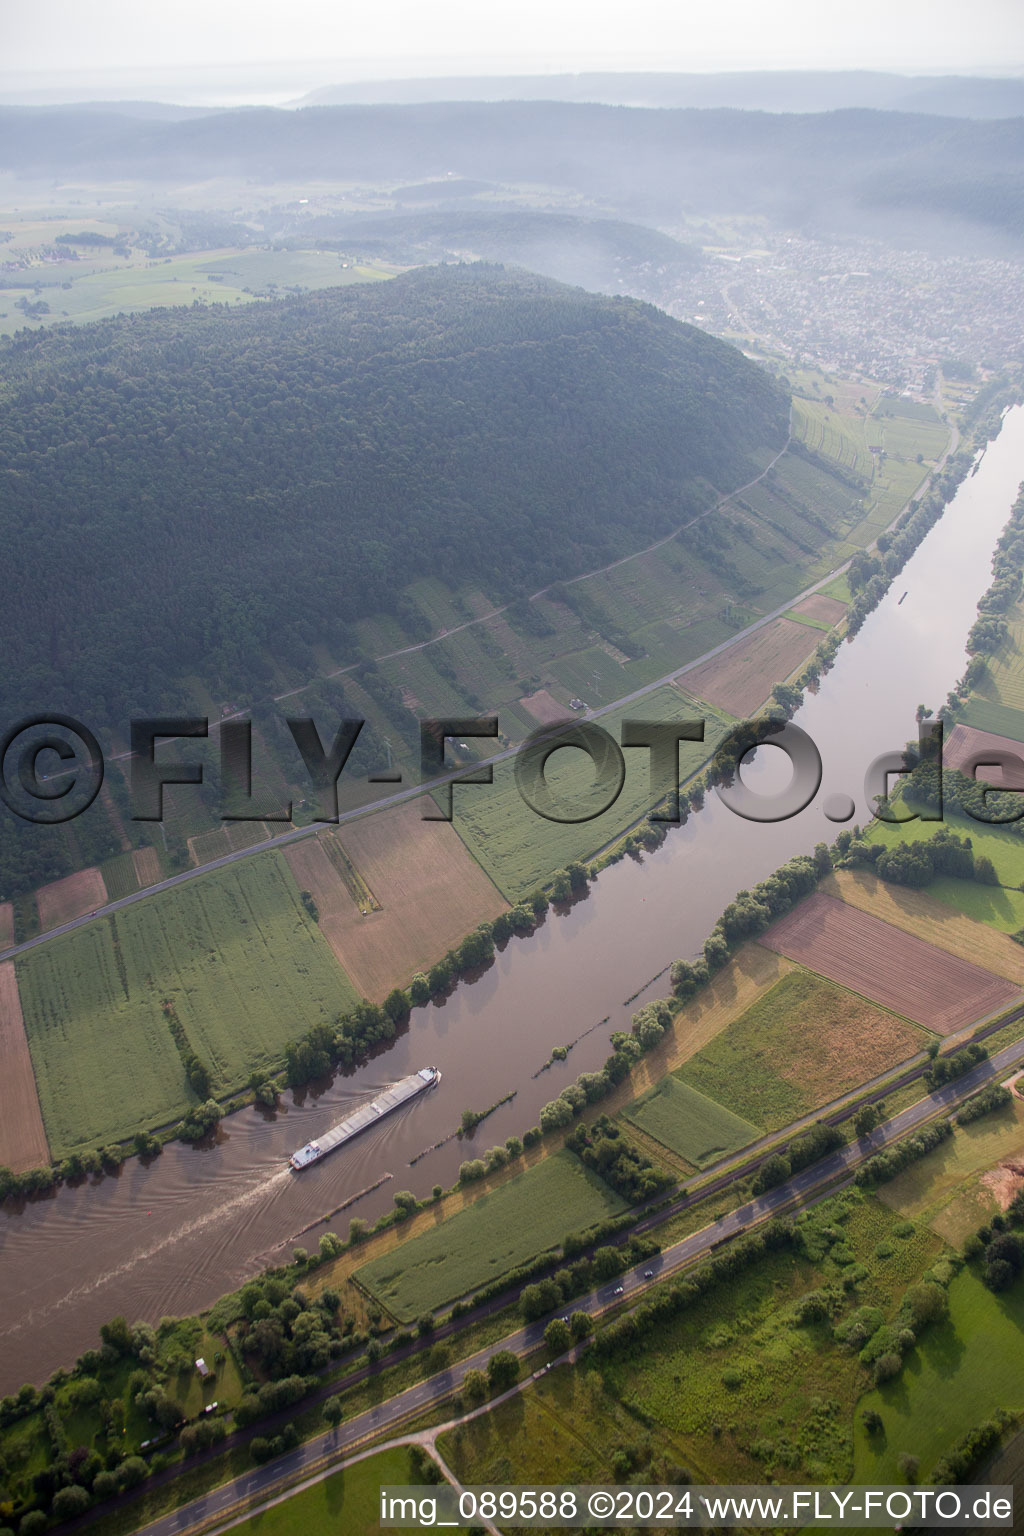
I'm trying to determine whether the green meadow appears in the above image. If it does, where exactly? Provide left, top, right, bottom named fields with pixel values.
left=625, top=1077, right=759, bottom=1168
left=222, top=1448, right=459, bottom=1536
left=853, top=1266, right=1024, bottom=1481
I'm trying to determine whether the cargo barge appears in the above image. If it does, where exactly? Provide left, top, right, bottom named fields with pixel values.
left=289, top=1067, right=441, bottom=1170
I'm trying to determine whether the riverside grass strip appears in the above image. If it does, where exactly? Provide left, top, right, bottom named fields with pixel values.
left=354, top=1149, right=626, bottom=1321
left=625, top=1077, right=760, bottom=1167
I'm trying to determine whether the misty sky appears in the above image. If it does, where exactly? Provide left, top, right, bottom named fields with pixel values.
left=6, top=0, right=1024, bottom=89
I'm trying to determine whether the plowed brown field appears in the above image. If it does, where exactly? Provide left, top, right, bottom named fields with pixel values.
left=825, top=870, right=1024, bottom=986
left=284, top=799, right=508, bottom=1001
left=944, top=722, right=1024, bottom=788
left=677, top=616, right=815, bottom=718
left=0, top=962, right=49, bottom=1171
left=760, top=891, right=1018, bottom=1034
left=36, top=867, right=107, bottom=931
left=519, top=689, right=573, bottom=725
left=793, top=592, right=847, bottom=624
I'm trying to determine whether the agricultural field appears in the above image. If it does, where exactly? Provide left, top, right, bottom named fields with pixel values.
left=442, top=1193, right=942, bottom=1488
left=0, top=962, right=49, bottom=1172
left=759, top=891, right=1018, bottom=1033
left=871, top=395, right=950, bottom=463
left=0, top=902, right=13, bottom=950
left=962, top=697, right=1024, bottom=745
left=677, top=617, right=817, bottom=718
left=285, top=798, right=508, bottom=1000
left=825, top=868, right=1024, bottom=985
left=0, top=239, right=392, bottom=337
left=625, top=1077, right=759, bottom=1167
left=132, top=845, right=162, bottom=887
left=188, top=821, right=281, bottom=867
left=35, top=866, right=107, bottom=931
left=793, top=396, right=876, bottom=478
left=853, top=1266, right=1024, bottom=1482
left=100, top=850, right=140, bottom=901
left=519, top=689, right=574, bottom=724
left=229, top=1447, right=467, bottom=1536
left=963, top=599, right=1024, bottom=718
left=820, top=572, right=853, bottom=604
left=16, top=854, right=359, bottom=1156
left=791, top=592, right=847, bottom=626
left=942, top=722, right=1024, bottom=788
left=877, top=1095, right=1024, bottom=1245
left=450, top=688, right=730, bottom=900
left=675, top=970, right=927, bottom=1132
left=598, top=944, right=794, bottom=1125
left=354, top=1150, right=626, bottom=1321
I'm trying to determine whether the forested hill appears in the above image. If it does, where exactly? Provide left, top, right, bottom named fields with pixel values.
left=0, top=263, right=788, bottom=729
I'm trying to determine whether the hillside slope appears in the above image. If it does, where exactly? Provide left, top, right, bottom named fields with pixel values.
left=0, top=262, right=788, bottom=727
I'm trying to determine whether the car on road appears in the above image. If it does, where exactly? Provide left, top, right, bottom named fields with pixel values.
left=613, top=1285, right=624, bottom=1295
left=643, top=1269, right=654, bottom=1279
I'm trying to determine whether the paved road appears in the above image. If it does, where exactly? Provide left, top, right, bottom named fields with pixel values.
left=110, top=1039, right=1022, bottom=1536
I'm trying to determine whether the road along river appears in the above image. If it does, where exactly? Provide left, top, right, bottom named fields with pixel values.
left=1, top=406, right=1023, bottom=1391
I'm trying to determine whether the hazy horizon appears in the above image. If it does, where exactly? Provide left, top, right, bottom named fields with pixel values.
left=5, top=0, right=1023, bottom=107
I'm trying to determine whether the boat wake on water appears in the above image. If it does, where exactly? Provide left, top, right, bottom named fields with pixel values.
left=0, top=1166, right=295, bottom=1342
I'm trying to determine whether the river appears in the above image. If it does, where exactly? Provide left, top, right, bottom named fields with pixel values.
left=2, top=405, right=1023, bottom=1392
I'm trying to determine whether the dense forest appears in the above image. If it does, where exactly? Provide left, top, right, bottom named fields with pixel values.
left=0, top=262, right=788, bottom=730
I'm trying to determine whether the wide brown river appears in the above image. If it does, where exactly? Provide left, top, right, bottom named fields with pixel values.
left=2, top=407, right=1023, bottom=1391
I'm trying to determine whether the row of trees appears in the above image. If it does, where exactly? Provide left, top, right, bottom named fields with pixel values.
left=855, top=1118, right=953, bottom=1187
left=751, top=1122, right=844, bottom=1196
left=956, top=1083, right=1012, bottom=1124
left=590, top=1219, right=795, bottom=1359
left=837, top=825, right=999, bottom=890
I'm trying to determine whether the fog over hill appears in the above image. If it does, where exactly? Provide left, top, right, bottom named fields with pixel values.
left=1, top=101, right=1021, bottom=246
left=293, top=69, right=1024, bottom=118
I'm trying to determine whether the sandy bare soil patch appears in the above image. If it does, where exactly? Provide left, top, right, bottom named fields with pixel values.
left=793, top=593, right=847, bottom=624
left=677, top=616, right=815, bottom=717
left=36, top=867, right=108, bottom=931
left=760, top=890, right=1018, bottom=1034
left=825, top=869, right=1024, bottom=986
left=982, top=1155, right=1024, bottom=1211
left=519, top=689, right=573, bottom=725
left=285, top=799, right=508, bottom=1001
left=0, top=962, right=49, bottom=1171
left=0, top=904, right=13, bottom=950
left=944, top=722, right=1024, bottom=789
left=132, top=846, right=162, bottom=887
